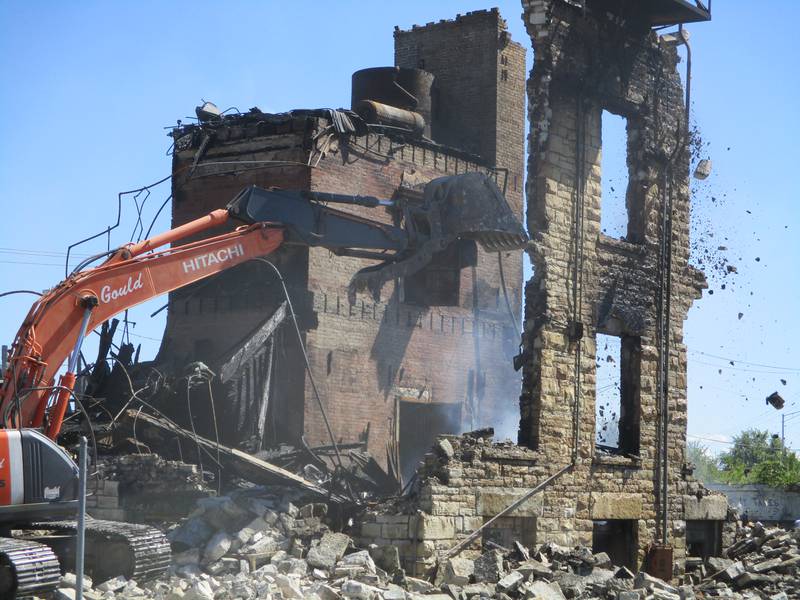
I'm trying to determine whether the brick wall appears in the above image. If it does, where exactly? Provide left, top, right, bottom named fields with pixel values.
left=160, top=7, right=527, bottom=471
left=304, top=131, right=523, bottom=468
left=394, top=8, right=527, bottom=216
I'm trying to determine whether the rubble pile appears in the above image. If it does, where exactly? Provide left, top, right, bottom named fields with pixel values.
left=45, top=483, right=800, bottom=600
left=686, top=522, right=800, bottom=598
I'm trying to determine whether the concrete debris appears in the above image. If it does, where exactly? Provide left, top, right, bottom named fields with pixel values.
left=688, top=521, right=800, bottom=597
left=42, top=484, right=800, bottom=600
left=307, top=532, right=352, bottom=570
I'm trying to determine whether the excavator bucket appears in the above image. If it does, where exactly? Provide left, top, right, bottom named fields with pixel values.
left=418, top=172, right=528, bottom=253
left=347, top=172, right=528, bottom=299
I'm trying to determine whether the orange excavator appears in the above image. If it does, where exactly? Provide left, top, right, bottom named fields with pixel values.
left=0, top=172, right=527, bottom=596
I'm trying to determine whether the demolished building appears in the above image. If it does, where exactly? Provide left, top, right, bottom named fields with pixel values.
left=151, top=8, right=526, bottom=483
left=81, top=0, right=733, bottom=589
left=355, top=0, right=723, bottom=580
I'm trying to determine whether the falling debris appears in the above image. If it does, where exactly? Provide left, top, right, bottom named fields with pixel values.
left=766, top=391, right=786, bottom=410
left=693, top=158, right=712, bottom=180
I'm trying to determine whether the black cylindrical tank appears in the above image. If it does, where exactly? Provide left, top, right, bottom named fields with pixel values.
left=351, top=67, right=434, bottom=136
left=354, top=100, right=426, bottom=136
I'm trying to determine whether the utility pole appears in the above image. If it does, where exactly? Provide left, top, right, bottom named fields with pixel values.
left=780, top=410, right=800, bottom=458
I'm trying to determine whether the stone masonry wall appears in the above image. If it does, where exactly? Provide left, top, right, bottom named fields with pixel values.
left=518, top=0, right=706, bottom=570
left=356, top=0, right=720, bottom=579
left=87, top=454, right=212, bottom=524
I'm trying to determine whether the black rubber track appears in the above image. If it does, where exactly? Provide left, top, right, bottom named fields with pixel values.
left=37, top=518, right=171, bottom=583
left=0, top=537, right=61, bottom=598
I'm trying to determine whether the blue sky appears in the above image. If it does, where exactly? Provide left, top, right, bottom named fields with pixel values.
left=0, top=2, right=798, bottom=454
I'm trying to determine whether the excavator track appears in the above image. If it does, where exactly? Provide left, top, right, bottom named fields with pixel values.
left=0, top=537, right=61, bottom=598
left=30, top=519, right=171, bottom=584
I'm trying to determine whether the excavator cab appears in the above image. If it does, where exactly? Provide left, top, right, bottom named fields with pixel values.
left=0, top=429, right=79, bottom=521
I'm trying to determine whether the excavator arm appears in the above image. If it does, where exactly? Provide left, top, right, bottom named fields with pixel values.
left=0, top=172, right=527, bottom=440
left=1, top=214, right=285, bottom=436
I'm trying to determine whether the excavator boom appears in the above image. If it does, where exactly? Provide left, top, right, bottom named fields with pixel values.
left=2, top=222, right=284, bottom=434
left=0, top=172, right=527, bottom=440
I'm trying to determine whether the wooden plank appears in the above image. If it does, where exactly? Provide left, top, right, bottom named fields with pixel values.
left=118, top=409, right=342, bottom=502
left=218, top=302, right=286, bottom=383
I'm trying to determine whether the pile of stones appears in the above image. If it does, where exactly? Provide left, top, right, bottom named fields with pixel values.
left=686, top=522, right=800, bottom=598
left=45, top=489, right=800, bottom=600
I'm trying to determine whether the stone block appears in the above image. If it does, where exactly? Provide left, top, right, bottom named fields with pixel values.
left=358, top=522, right=382, bottom=538
left=590, top=493, right=643, bottom=520
left=307, top=532, right=351, bottom=570
left=683, top=495, right=728, bottom=520
left=274, top=574, right=303, bottom=599
left=498, top=570, right=524, bottom=592
left=474, top=549, right=504, bottom=583
left=719, top=561, right=745, bottom=582
left=477, top=488, right=542, bottom=517
left=169, top=517, right=215, bottom=549
left=381, top=522, right=410, bottom=539
left=414, top=514, right=455, bottom=540
left=633, top=572, right=678, bottom=594
left=442, top=556, right=474, bottom=585
left=524, top=580, right=567, bottom=600
left=340, top=579, right=382, bottom=599
left=705, top=556, right=732, bottom=574
left=368, top=544, right=400, bottom=573
left=203, top=532, right=231, bottom=563
left=751, top=557, right=782, bottom=574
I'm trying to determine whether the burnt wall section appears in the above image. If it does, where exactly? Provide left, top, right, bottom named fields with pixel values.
left=518, top=0, right=705, bottom=569
left=158, top=8, right=526, bottom=472
left=304, top=135, right=523, bottom=472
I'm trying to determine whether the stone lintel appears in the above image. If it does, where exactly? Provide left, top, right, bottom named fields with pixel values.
left=590, top=493, right=643, bottom=520
left=476, top=488, right=543, bottom=517
left=683, top=494, right=728, bottom=521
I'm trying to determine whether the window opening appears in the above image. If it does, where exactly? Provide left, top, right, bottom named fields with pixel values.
left=593, top=520, right=638, bottom=571
left=595, top=333, right=641, bottom=455
left=403, top=239, right=476, bottom=307
left=686, top=520, right=723, bottom=559
left=600, top=110, right=630, bottom=240
left=398, top=400, right=461, bottom=483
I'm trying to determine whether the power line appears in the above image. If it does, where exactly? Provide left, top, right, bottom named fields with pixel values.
left=0, top=247, right=92, bottom=259
left=127, top=332, right=164, bottom=343
left=690, top=349, right=799, bottom=373
left=0, top=259, right=66, bottom=267
left=687, top=433, right=800, bottom=452
left=692, top=359, right=800, bottom=376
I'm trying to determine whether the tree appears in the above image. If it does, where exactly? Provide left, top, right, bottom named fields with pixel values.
left=686, top=440, right=722, bottom=483
left=716, top=428, right=800, bottom=487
